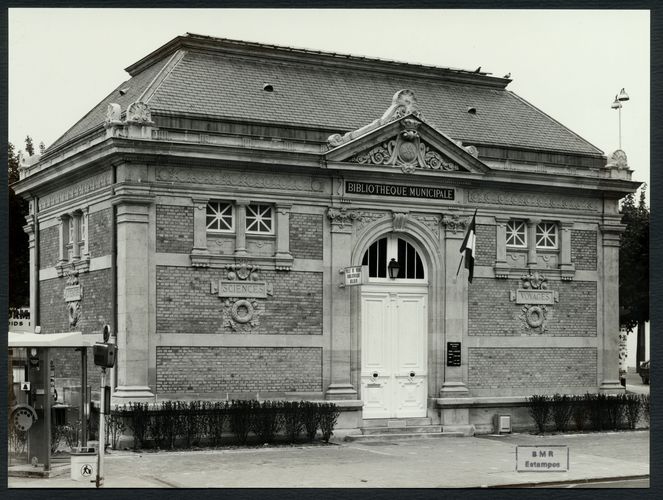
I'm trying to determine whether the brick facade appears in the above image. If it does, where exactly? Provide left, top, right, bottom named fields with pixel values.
left=468, top=347, right=597, bottom=388
left=39, top=269, right=113, bottom=335
left=468, top=278, right=596, bottom=336
left=289, top=213, right=323, bottom=260
left=156, top=266, right=323, bottom=334
left=156, top=205, right=194, bottom=254
left=475, top=224, right=496, bottom=266
left=156, top=346, right=322, bottom=393
left=571, top=229, right=597, bottom=271
left=89, top=208, right=112, bottom=258
left=39, top=226, right=59, bottom=269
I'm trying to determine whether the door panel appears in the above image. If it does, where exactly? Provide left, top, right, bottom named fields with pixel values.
left=361, top=293, right=391, bottom=419
left=361, top=288, right=427, bottom=419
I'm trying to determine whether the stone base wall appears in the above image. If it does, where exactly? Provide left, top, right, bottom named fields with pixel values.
left=156, top=346, right=323, bottom=394
left=468, top=347, right=597, bottom=390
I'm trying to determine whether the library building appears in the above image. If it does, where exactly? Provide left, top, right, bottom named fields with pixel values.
left=13, top=33, right=639, bottom=434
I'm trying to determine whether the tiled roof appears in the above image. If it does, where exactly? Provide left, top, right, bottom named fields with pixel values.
left=48, top=37, right=603, bottom=157
left=47, top=57, right=171, bottom=152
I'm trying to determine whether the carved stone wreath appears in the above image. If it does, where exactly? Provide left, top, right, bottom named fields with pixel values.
left=219, top=261, right=268, bottom=332
left=64, top=271, right=82, bottom=328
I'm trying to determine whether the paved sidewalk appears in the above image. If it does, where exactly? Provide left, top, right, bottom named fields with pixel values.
left=8, top=430, right=649, bottom=488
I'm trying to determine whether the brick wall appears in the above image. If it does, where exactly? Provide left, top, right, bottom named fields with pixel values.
left=89, top=208, right=112, bottom=258
left=475, top=224, right=495, bottom=266
left=468, top=278, right=596, bottom=336
left=156, top=346, right=322, bottom=393
left=156, top=205, right=194, bottom=254
left=468, top=347, right=597, bottom=388
left=290, top=213, right=323, bottom=260
left=39, top=226, right=59, bottom=269
left=156, top=267, right=323, bottom=334
left=39, top=269, right=113, bottom=335
left=571, top=229, right=597, bottom=271
left=50, top=348, right=97, bottom=381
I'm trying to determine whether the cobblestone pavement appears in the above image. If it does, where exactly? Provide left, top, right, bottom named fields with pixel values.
left=7, top=430, right=649, bottom=489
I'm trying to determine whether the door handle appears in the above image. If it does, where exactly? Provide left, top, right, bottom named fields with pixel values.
left=409, top=371, right=416, bottom=378
left=372, top=372, right=379, bottom=379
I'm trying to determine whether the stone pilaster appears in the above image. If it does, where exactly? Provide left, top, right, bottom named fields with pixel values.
left=494, top=216, right=510, bottom=278
left=234, top=199, right=249, bottom=257
left=440, top=214, right=469, bottom=397
left=71, top=211, right=81, bottom=260
left=274, top=204, right=294, bottom=270
left=57, top=214, right=68, bottom=266
left=113, top=197, right=154, bottom=401
left=23, top=210, right=37, bottom=326
left=81, top=207, right=90, bottom=261
left=190, top=198, right=211, bottom=267
left=325, top=208, right=358, bottom=399
left=527, top=218, right=540, bottom=267
left=559, top=221, right=575, bottom=280
left=599, top=223, right=626, bottom=393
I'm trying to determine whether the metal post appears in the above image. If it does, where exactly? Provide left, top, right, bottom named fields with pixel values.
left=618, top=105, right=622, bottom=149
left=80, top=348, right=88, bottom=447
left=43, top=348, right=51, bottom=473
left=96, top=368, right=105, bottom=488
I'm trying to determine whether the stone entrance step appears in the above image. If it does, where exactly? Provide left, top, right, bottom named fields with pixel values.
left=345, top=430, right=464, bottom=442
left=361, top=424, right=442, bottom=435
left=362, top=417, right=432, bottom=428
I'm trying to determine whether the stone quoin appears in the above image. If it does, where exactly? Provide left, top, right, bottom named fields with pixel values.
left=12, top=33, right=640, bottom=434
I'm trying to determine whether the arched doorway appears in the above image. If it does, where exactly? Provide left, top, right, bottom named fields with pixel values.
left=359, top=234, right=428, bottom=419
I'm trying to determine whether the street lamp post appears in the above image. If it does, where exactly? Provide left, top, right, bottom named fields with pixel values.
left=611, top=88, right=629, bottom=149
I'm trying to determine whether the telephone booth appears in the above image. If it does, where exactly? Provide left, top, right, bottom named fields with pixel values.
left=8, top=331, right=98, bottom=477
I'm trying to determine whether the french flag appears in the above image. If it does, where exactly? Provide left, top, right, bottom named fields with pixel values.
left=459, top=210, right=477, bottom=283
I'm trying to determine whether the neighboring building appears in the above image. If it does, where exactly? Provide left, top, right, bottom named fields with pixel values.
left=14, top=34, right=640, bottom=433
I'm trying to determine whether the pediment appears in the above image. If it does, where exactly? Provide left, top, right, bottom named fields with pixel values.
left=325, top=90, right=490, bottom=175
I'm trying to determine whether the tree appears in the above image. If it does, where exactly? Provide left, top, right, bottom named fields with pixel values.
left=24, top=135, right=34, bottom=157
left=8, top=141, right=30, bottom=308
left=619, top=185, right=650, bottom=372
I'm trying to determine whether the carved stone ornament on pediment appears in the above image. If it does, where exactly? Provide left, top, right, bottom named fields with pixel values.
left=63, top=270, right=83, bottom=328
left=441, top=213, right=470, bottom=234
left=509, top=270, right=559, bottom=334
left=347, top=118, right=460, bottom=173
left=126, top=101, right=154, bottom=124
left=606, top=149, right=628, bottom=169
left=209, top=260, right=274, bottom=332
left=105, top=103, right=122, bottom=125
left=328, top=89, right=422, bottom=148
left=327, top=207, right=363, bottom=228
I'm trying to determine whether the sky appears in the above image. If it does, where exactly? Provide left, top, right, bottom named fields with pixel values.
left=8, top=8, right=650, bottom=195
left=8, top=8, right=651, bottom=362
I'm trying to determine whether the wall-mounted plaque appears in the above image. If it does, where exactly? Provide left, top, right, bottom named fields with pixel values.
left=515, top=289, right=556, bottom=305
left=218, top=280, right=268, bottom=299
left=447, top=342, right=461, bottom=367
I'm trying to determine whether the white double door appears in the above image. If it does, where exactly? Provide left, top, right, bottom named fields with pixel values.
left=360, top=285, right=428, bottom=419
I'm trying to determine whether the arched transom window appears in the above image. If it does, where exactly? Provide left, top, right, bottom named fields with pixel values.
left=361, top=235, right=426, bottom=280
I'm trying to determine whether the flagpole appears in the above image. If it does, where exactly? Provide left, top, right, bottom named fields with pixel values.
left=455, top=253, right=465, bottom=278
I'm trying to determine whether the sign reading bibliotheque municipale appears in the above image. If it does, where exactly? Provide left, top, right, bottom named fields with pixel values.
left=346, top=181, right=454, bottom=200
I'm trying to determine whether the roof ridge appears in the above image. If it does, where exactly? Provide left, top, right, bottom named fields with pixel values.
left=183, top=32, right=486, bottom=76
left=507, top=91, right=604, bottom=156
left=138, top=49, right=187, bottom=105
left=126, top=33, right=510, bottom=89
